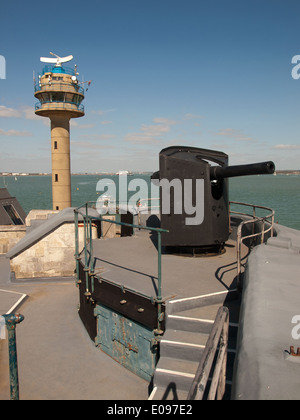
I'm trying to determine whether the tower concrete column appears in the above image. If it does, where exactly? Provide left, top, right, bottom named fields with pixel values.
left=50, top=115, right=71, bottom=210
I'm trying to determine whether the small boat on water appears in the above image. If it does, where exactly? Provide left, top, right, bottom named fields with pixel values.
left=116, top=170, right=133, bottom=176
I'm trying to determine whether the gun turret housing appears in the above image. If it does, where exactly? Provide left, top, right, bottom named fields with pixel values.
left=154, top=146, right=275, bottom=255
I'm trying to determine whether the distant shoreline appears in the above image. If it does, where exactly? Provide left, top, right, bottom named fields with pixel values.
left=0, top=172, right=153, bottom=176
left=274, top=170, right=300, bottom=175
left=0, top=170, right=299, bottom=176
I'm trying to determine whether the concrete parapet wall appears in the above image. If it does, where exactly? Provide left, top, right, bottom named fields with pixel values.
left=0, top=225, right=27, bottom=254
left=232, top=223, right=300, bottom=400
left=25, top=209, right=59, bottom=226
left=10, top=222, right=97, bottom=279
left=8, top=208, right=120, bottom=280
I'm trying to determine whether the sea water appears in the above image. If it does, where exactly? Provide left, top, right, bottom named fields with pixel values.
left=1, top=173, right=299, bottom=231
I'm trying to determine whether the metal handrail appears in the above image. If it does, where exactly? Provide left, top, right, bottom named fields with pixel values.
left=0, top=313, right=24, bottom=400
left=74, top=202, right=168, bottom=334
left=35, top=101, right=84, bottom=112
left=34, top=81, right=84, bottom=95
left=41, top=65, right=75, bottom=76
left=229, top=201, right=275, bottom=286
left=187, top=306, right=229, bottom=400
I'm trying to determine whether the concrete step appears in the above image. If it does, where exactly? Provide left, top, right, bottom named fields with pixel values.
left=166, top=313, right=214, bottom=333
left=151, top=350, right=236, bottom=400
left=160, top=329, right=208, bottom=361
left=152, top=299, right=239, bottom=400
left=150, top=380, right=233, bottom=401
left=175, top=297, right=241, bottom=325
left=167, top=289, right=239, bottom=315
left=153, top=356, right=198, bottom=392
left=149, top=385, right=189, bottom=401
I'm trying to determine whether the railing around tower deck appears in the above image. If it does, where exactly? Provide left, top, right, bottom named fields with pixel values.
left=35, top=101, right=84, bottom=112
left=34, top=81, right=85, bottom=95
left=74, top=202, right=169, bottom=335
left=41, top=65, right=76, bottom=76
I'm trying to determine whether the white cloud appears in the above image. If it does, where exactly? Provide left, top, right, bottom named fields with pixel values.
left=21, top=106, right=40, bottom=120
left=92, top=109, right=115, bottom=116
left=70, top=120, right=94, bottom=129
left=274, top=144, right=300, bottom=150
left=71, top=140, right=115, bottom=149
left=0, top=105, right=42, bottom=120
left=214, top=128, right=253, bottom=142
left=124, top=133, right=161, bottom=144
left=153, top=117, right=177, bottom=125
left=183, top=113, right=203, bottom=120
left=125, top=117, right=176, bottom=144
left=79, top=134, right=116, bottom=140
left=0, top=105, right=21, bottom=118
left=140, top=123, right=170, bottom=136
left=0, top=129, right=32, bottom=136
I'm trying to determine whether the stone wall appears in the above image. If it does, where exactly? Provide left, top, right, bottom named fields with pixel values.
left=10, top=222, right=98, bottom=279
left=0, top=225, right=27, bottom=254
left=9, top=210, right=119, bottom=280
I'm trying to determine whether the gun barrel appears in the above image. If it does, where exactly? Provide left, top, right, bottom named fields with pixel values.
left=210, top=161, right=275, bottom=180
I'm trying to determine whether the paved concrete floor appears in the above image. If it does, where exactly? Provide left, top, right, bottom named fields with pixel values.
left=0, top=231, right=245, bottom=400
left=0, top=256, right=149, bottom=400
left=92, top=231, right=242, bottom=300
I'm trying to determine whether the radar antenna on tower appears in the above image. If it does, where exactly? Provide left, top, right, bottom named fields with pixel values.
left=40, top=52, right=73, bottom=67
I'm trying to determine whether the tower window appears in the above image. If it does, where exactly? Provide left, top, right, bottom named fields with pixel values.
left=51, top=93, right=64, bottom=102
left=54, top=141, right=58, bottom=149
left=55, top=174, right=58, bottom=182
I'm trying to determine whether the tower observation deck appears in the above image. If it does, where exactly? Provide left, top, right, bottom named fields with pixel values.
left=34, top=53, right=85, bottom=211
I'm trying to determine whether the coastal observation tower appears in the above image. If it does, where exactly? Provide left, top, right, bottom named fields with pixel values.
left=34, top=53, right=85, bottom=210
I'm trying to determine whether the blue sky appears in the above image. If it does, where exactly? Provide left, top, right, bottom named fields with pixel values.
left=1, top=0, right=300, bottom=173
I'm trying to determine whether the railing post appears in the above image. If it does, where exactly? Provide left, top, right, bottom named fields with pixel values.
left=187, top=306, right=229, bottom=400
left=88, top=216, right=95, bottom=293
left=74, top=202, right=168, bottom=331
left=229, top=201, right=275, bottom=290
left=237, top=224, right=242, bottom=288
left=74, top=209, right=80, bottom=286
left=83, top=208, right=90, bottom=297
left=156, top=231, right=163, bottom=335
left=1, top=313, right=24, bottom=400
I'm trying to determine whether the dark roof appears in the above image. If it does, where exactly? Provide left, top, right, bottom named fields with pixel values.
left=0, top=188, right=27, bottom=225
left=0, top=188, right=12, bottom=199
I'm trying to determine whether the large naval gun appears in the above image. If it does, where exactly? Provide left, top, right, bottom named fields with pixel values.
left=153, top=146, right=275, bottom=254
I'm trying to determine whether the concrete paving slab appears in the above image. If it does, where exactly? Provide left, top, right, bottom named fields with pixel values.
left=0, top=280, right=150, bottom=400
left=92, top=231, right=245, bottom=301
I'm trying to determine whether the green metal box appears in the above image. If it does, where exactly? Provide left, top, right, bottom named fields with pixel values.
left=94, top=303, right=158, bottom=382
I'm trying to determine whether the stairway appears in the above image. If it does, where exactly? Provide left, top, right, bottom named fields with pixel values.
left=149, top=290, right=239, bottom=400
